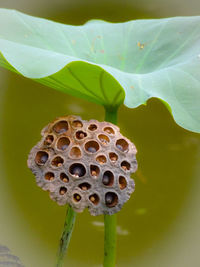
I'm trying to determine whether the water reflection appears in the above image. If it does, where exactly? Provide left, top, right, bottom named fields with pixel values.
left=92, top=221, right=129, bottom=236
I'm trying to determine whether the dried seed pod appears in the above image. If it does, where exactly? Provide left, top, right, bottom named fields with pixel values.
left=28, top=115, right=137, bottom=216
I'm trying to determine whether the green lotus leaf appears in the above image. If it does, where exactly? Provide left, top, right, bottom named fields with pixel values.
left=0, top=9, right=200, bottom=132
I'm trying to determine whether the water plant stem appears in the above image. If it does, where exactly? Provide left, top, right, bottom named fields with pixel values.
left=56, top=205, right=77, bottom=267
left=104, top=107, right=118, bottom=267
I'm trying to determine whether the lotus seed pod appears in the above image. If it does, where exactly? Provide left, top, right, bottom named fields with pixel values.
left=27, top=115, right=137, bottom=216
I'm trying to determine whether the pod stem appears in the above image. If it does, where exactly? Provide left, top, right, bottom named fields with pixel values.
left=104, top=107, right=118, bottom=267
left=56, top=205, right=77, bottom=267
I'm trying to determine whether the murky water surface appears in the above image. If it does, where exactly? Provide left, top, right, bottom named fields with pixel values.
left=0, top=4, right=200, bottom=267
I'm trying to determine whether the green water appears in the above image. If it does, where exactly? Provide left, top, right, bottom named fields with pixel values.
left=0, top=3, right=200, bottom=267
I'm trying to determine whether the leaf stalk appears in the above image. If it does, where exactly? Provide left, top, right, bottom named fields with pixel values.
left=104, top=107, right=118, bottom=267
left=56, top=205, right=76, bottom=267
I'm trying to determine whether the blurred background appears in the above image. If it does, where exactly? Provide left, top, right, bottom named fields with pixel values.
left=0, top=1, right=200, bottom=267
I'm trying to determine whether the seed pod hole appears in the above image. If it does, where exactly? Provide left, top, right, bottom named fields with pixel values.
left=35, top=151, right=49, bottom=165
left=69, top=146, right=82, bottom=159
left=90, top=165, right=100, bottom=178
left=88, top=124, right=97, bottom=131
left=104, top=127, right=115, bottom=135
left=96, top=155, right=107, bottom=164
left=116, top=139, right=129, bottom=152
left=53, top=120, right=68, bottom=134
left=69, top=163, right=86, bottom=177
left=60, top=173, right=69, bottom=183
left=44, top=135, right=54, bottom=146
left=57, top=137, right=70, bottom=150
left=98, top=134, right=110, bottom=145
left=51, top=156, right=64, bottom=167
left=59, top=187, right=67, bottom=195
left=79, top=182, right=91, bottom=190
left=102, top=171, right=114, bottom=186
left=85, top=140, right=100, bottom=153
left=76, top=130, right=87, bottom=140
left=121, top=161, right=131, bottom=171
left=44, top=172, right=54, bottom=181
left=105, top=192, right=118, bottom=207
left=73, top=193, right=81, bottom=202
left=72, top=120, right=83, bottom=128
left=119, top=176, right=127, bottom=190
left=89, top=194, right=99, bottom=205
left=109, top=152, right=118, bottom=162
